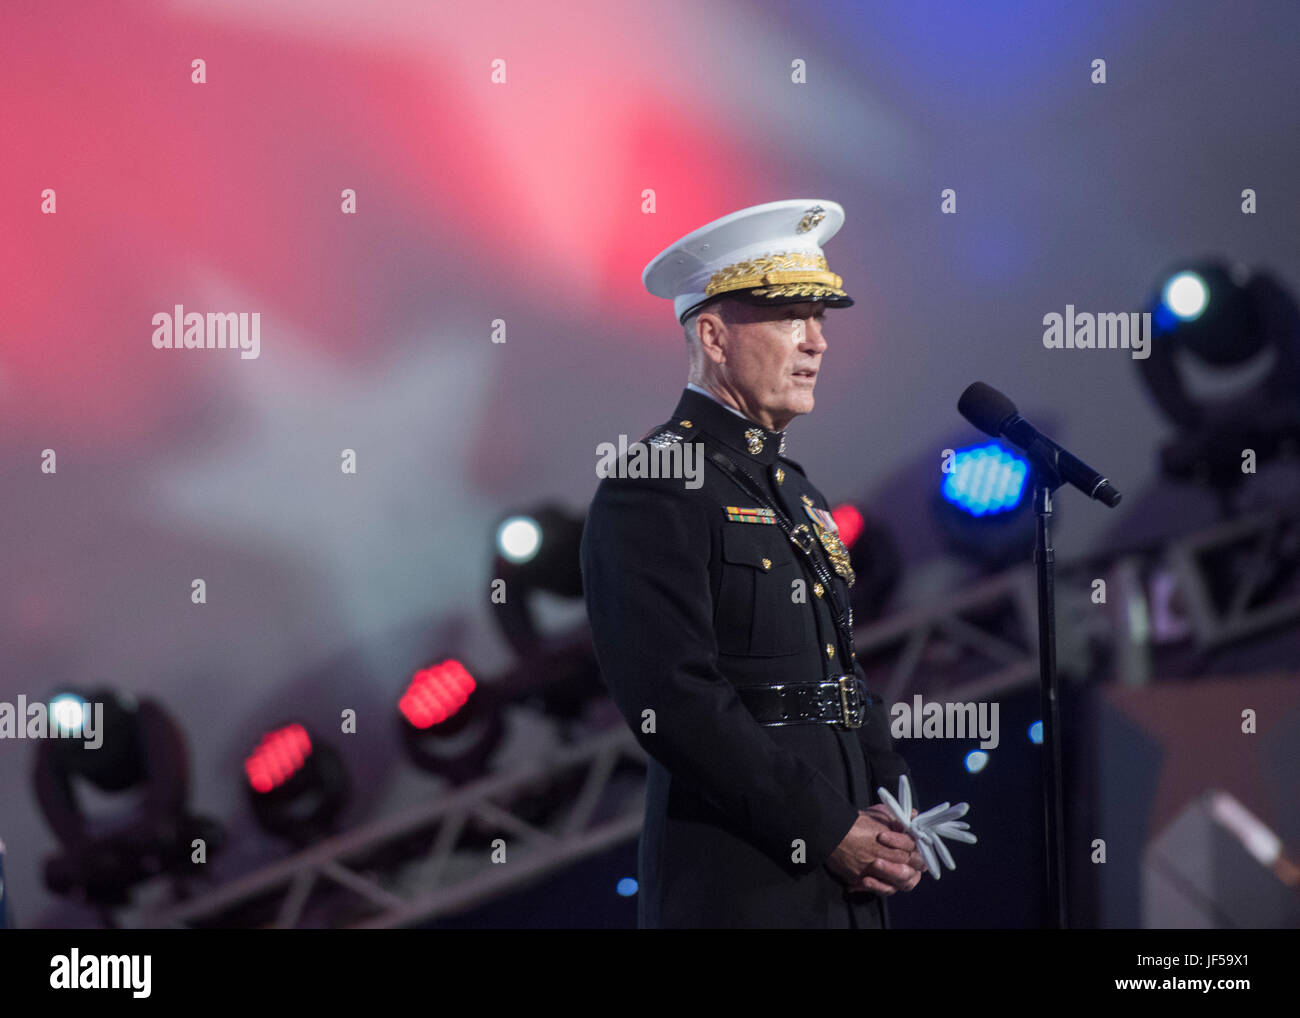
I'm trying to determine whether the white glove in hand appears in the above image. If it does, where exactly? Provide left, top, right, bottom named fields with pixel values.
left=875, top=774, right=977, bottom=880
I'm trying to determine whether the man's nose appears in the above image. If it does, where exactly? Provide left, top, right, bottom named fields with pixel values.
left=798, top=316, right=828, bottom=352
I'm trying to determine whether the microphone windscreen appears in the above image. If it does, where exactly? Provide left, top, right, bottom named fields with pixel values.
left=958, top=382, right=1018, bottom=437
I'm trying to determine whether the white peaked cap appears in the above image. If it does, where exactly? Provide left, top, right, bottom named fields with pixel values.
left=642, top=199, right=854, bottom=324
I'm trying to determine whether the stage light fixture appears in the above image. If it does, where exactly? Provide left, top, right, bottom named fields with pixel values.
left=35, top=688, right=222, bottom=914
left=244, top=723, right=348, bottom=845
left=399, top=659, right=504, bottom=785
left=497, top=515, right=543, bottom=564
left=491, top=503, right=585, bottom=657
left=831, top=503, right=865, bottom=548
left=49, top=692, right=87, bottom=736
left=400, top=659, right=477, bottom=729
left=830, top=502, right=902, bottom=622
left=932, top=441, right=1036, bottom=570
left=942, top=443, right=1030, bottom=517
left=1161, top=271, right=1208, bottom=322
left=1140, top=259, right=1300, bottom=497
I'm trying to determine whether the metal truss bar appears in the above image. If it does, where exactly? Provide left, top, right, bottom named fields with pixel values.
left=855, top=569, right=1030, bottom=649
left=934, top=613, right=1031, bottom=665
left=934, top=661, right=1039, bottom=703
left=1225, top=525, right=1276, bottom=621
left=1165, top=509, right=1300, bottom=649
left=272, top=870, right=316, bottom=929
left=883, top=624, right=931, bottom=706
left=421, top=809, right=467, bottom=888
left=349, top=811, right=645, bottom=929
left=469, top=800, right=558, bottom=847
left=317, top=860, right=407, bottom=912
left=562, top=739, right=621, bottom=837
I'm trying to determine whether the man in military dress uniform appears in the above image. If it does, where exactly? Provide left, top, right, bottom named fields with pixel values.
left=580, top=200, right=924, bottom=928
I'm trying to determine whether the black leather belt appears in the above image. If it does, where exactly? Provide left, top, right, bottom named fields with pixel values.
left=737, top=676, right=875, bottom=729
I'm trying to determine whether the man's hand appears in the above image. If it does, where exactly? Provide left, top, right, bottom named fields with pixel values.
left=826, top=809, right=924, bottom=895
left=862, top=803, right=927, bottom=876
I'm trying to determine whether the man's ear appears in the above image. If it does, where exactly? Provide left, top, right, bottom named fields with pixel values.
left=696, top=311, right=728, bottom=365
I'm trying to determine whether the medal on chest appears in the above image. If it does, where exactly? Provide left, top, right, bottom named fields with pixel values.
left=801, top=497, right=856, bottom=586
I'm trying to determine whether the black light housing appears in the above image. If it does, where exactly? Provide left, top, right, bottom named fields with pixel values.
left=1140, top=260, right=1300, bottom=494
left=34, top=688, right=222, bottom=911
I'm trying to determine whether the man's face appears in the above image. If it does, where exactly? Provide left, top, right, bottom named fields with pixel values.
left=697, top=300, right=830, bottom=432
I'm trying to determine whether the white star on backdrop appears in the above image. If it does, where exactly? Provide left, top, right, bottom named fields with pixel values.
left=146, top=309, right=513, bottom=678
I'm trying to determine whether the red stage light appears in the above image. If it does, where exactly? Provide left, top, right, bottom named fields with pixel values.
left=831, top=504, right=865, bottom=549
left=244, top=723, right=312, bottom=794
left=400, top=660, right=477, bottom=730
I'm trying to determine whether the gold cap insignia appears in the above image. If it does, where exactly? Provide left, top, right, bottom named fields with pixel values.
left=797, top=205, right=826, bottom=233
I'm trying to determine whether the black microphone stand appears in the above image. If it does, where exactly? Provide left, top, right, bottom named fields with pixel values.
left=1026, top=439, right=1068, bottom=929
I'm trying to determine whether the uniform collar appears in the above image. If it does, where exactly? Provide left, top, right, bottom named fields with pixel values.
left=685, top=382, right=753, bottom=421
left=671, top=386, right=788, bottom=466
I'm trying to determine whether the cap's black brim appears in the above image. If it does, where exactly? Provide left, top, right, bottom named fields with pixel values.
left=679, top=290, right=854, bottom=324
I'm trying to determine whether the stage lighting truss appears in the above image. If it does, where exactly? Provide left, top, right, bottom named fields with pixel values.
left=135, top=726, right=646, bottom=929
left=852, top=504, right=1300, bottom=706
left=129, top=506, right=1300, bottom=929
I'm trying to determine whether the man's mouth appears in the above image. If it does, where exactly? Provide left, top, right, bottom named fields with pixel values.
left=793, top=368, right=818, bottom=379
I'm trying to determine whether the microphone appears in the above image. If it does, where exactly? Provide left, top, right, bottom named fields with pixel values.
left=958, top=382, right=1122, bottom=507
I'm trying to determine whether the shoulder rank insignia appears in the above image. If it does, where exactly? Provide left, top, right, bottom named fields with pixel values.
left=724, top=506, right=777, bottom=525
left=648, top=430, right=683, bottom=449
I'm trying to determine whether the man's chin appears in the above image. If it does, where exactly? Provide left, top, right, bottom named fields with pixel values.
left=768, top=389, right=815, bottom=430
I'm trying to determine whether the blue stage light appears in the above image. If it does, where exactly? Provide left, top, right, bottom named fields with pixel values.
left=1029, top=720, right=1044, bottom=744
left=616, top=877, right=638, bottom=897
left=941, top=443, right=1029, bottom=517
left=964, top=750, right=989, bottom=773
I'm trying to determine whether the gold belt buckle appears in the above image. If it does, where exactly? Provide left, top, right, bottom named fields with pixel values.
left=837, top=674, right=863, bottom=729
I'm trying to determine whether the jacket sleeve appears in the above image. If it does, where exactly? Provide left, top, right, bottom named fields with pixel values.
left=580, top=474, right=859, bottom=869
left=853, top=659, right=914, bottom=806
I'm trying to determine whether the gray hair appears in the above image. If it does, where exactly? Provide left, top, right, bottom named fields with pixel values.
left=682, top=297, right=731, bottom=348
